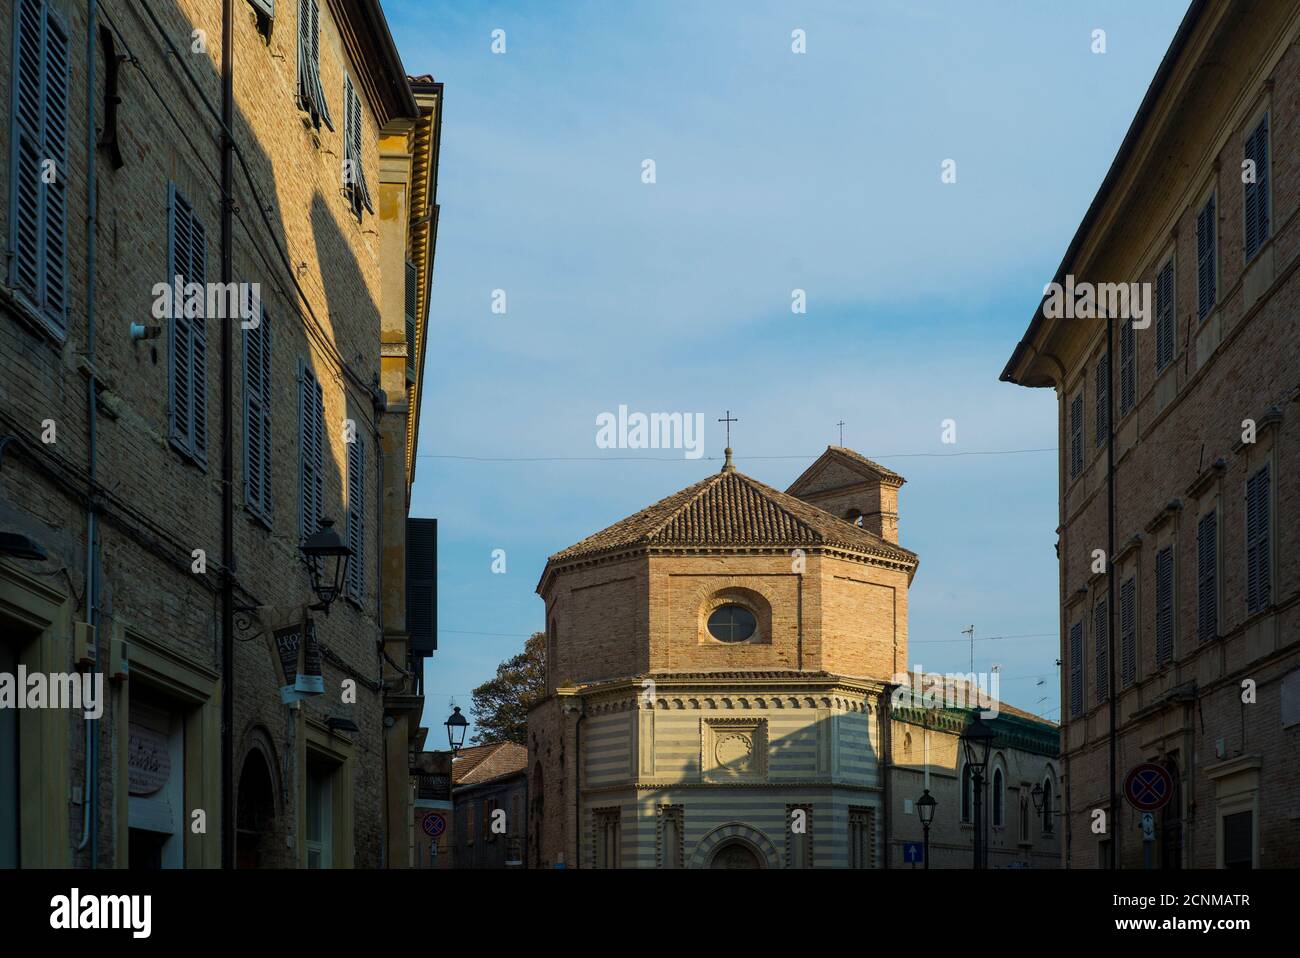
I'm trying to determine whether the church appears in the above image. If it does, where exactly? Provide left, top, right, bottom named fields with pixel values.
left=527, top=445, right=1060, bottom=868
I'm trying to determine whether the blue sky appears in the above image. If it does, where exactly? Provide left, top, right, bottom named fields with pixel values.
left=382, top=0, right=1191, bottom=738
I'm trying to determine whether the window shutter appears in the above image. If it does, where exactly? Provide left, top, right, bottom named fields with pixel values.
left=188, top=206, right=208, bottom=463
left=1155, top=259, right=1174, bottom=371
left=1069, top=394, right=1083, bottom=479
left=1069, top=622, right=1083, bottom=718
left=1246, top=465, right=1270, bottom=614
left=297, top=0, right=332, bottom=130
left=1120, top=577, right=1136, bottom=687
left=299, top=362, right=324, bottom=539
left=9, top=0, right=68, bottom=332
left=1155, top=547, right=1174, bottom=666
left=1120, top=319, right=1136, bottom=414
left=1196, top=195, right=1216, bottom=321
left=1244, top=117, right=1269, bottom=261
left=346, top=433, right=365, bottom=601
left=40, top=10, right=68, bottom=325
left=343, top=76, right=373, bottom=216
left=168, top=186, right=192, bottom=452
left=1094, top=600, right=1108, bottom=704
left=404, top=261, right=418, bottom=378
left=1094, top=355, right=1108, bottom=448
left=1197, top=511, right=1217, bottom=642
left=406, top=518, right=437, bottom=655
left=243, top=295, right=272, bottom=521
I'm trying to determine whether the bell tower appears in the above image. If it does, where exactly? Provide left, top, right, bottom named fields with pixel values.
left=785, top=446, right=905, bottom=544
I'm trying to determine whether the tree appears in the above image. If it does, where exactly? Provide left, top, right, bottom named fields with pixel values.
left=469, top=632, right=545, bottom=745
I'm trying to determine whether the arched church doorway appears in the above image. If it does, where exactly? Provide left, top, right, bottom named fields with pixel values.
left=236, top=747, right=277, bottom=868
left=709, top=840, right=764, bottom=869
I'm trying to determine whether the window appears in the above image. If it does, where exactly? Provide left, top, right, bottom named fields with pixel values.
left=960, top=764, right=973, bottom=823
left=1041, top=778, right=1054, bottom=834
left=594, top=807, right=620, bottom=869
left=243, top=294, right=272, bottom=523
left=848, top=807, right=874, bottom=868
left=296, top=0, right=331, bottom=129
left=345, top=431, right=366, bottom=601
left=1120, top=316, right=1136, bottom=415
left=1243, top=115, right=1269, bottom=262
left=658, top=806, right=683, bottom=869
left=1094, top=600, right=1109, bottom=704
left=1196, top=194, right=1216, bottom=320
left=1120, top=577, right=1137, bottom=687
left=1155, top=258, right=1175, bottom=373
left=1019, top=793, right=1030, bottom=843
left=404, top=261, right=418, bottom=378
left=1245, top=464, right=1271, bottom=614
left=1155, top=546, right=1174, bottom=666
left=1222, top=811, right=1253, bottom=869
left=305, top=763, right=333, bottom=868
left=298, top=361, right=324, bottom=539
left=1094, top=355, right=1109, bottom=447
left=342, top=74, right=374, bottom=218
left=1069, top=393, right=1083, bottom=480
left=707, top=604, right=756, bottom=642
left=1069, top=621, right=1083, bottom=718
left=167, top=185, right=209, bottom=464
left=1197, top=511, right=1218, bottom=641
left=247, top=0, right=273, bottom=37
left=9, top=0, right=68, bottom=335
left=787, top=805, right=813, bottom=868
left=992, top=768, right=1005, bottom=827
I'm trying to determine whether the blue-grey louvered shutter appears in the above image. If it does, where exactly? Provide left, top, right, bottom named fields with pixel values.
left=10, top=0, right=44, bottom=301
left=1095, top=355, right=1108, bottom=448
left=1196, top=196, right=1215, bottom=321
left=299, top=362, right=324, bottom=539
left=1155, top=260, right=1174, bottom=371
left=407, top=518, right=437, bottom=655
left=1069, top=622, right=1083, bottom=718
left=40, top=9, right=68, bottom=326
left=1069, top=394, right=1083, bottom=479
left=188, top=204, right=208, bottom=462
left=1155, top=547, right=1174, bottom=666
left=1244, top=118, right=1269, bottom=261
left=346, top=434, right=365, bottom=600
left=244, top=294, right=271, bottom=520
left=1197, top=511, right=1217, bottom=641
left=168, top=185, right=192, bottom=453
left=1246, top=465, right=1270, bottom=613
left=1094, top=600, right=1108, bottom=704
left=1120, top=319, right=1136, bottom=414
left=1120, top=578, right=1136, bottom=687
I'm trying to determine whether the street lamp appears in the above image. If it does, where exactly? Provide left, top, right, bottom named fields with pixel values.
left=445, top=706, right=469, bottom=754
left=915, top=788, right=937, bottom=870
left=961, top=713, right=996, bottom=869
left=1030, top=782, right=1044, bottom=815
left=301, top=517, right=353, bottom=615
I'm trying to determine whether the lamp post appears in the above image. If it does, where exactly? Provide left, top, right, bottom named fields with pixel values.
left=961, top=713, right=995, bottom=869
left=916, top=788, right=937, bottom=870
left=301, top=517, right=353, bottom=615
left=445, top=706, right=469, bottom=754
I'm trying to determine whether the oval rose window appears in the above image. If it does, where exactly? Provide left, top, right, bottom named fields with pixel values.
left=707, top=604, right=757, bottom=642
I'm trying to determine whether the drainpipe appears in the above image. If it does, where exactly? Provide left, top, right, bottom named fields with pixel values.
left=74, top=0, right=100, bottom=867
left=219, top=0, right=236, bottom=870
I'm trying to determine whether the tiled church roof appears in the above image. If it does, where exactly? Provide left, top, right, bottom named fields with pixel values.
left=548, top=469, right=919, bottom=565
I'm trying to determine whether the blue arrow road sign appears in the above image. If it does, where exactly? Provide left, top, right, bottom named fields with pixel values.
left=903, top=841, right=924, bottom=864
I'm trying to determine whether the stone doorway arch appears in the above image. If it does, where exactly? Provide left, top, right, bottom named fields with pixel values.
left=235, top=737, right=280, bottom=868
left=690, top=822, right=780, bottom=869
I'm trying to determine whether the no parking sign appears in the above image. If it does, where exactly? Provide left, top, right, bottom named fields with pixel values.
left=421, top=810, right=447, bottom=838
left=1123, top=763, right=1173, bottom=812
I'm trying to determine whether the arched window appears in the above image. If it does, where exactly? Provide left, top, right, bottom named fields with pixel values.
left=992, top=768, right=1005, bottom=827
left=961, top=764, right=973, bottom=823
left=1041, top=777, right=1054, bottom=833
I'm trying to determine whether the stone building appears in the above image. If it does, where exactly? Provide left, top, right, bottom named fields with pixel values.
left=527, top=446, right=1060, bottom=868
left=0, top=0, right=439, bottom=867
left=450, top=741, right=528, bottom=868
left=1002, top=0, right=1300, bottom=867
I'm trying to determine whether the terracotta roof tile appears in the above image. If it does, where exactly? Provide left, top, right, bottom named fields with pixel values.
left=452, top=742, right=527, bottom=787
left=548, top=469, right=918, bottom=565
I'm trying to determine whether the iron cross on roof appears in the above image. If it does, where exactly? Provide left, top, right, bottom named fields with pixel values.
left=718, top=410, right=738, bottom=447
